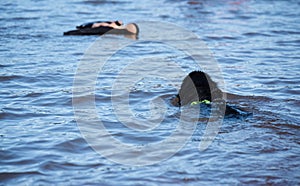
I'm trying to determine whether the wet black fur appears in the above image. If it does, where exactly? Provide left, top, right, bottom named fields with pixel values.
left=174, top=71, right=247, bottom=116
left=175, top=71, right=223, bottom=106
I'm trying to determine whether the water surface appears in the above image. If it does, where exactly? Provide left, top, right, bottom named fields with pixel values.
left=1, top=0, right=299, bottom=185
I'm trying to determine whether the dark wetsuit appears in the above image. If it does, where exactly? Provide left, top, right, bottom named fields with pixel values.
left=63, top=21, right=132, bottom=36
left=76, top=21, right=113, bottom=29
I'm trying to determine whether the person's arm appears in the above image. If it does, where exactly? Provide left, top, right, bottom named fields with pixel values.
left=92, top=21, right=124, bottom=29
left=92, top=22, right=111, bottom=28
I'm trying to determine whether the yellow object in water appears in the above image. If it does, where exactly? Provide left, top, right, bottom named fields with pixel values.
left=190, top=100, right=211, bottom=106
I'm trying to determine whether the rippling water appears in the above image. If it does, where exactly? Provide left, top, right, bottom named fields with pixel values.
left=1, top=0, right=299, bottom=185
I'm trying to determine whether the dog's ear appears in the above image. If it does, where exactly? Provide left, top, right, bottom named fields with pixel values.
left=178, top=75, right=200, bottom=106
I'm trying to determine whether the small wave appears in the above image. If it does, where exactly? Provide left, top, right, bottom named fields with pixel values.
left=7, top=16, right=40, bottom=21
left=276, top=39, right=300, bottom=46
left=73, top=0, right=129, bottom=5
left=11, top=33, right=50, bottom=40
left=0, top=75, right=23, bottom=82
left=274, top=123, right=300, bottom=130
left=243, top=32, right=272, bottom=37
left=54, top=137, right=89, bottom=153
left=206, top=36, right=239, bottom=40
left=0, top=171, right=44, bottom=182
left=271, top=30, right=300, bottom=35
left=39, top=159, right=104, bottom=172
left=0, top=64, right=12, bottom=68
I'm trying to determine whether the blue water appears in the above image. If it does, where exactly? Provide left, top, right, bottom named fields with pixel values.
left=1, top=0, right=300, bottom=185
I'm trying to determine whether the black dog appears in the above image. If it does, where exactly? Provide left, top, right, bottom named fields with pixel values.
left=172, top=71, right=246, bottom=117
left=172, top=71, right=222, bottom=106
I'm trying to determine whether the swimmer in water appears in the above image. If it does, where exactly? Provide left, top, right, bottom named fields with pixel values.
left=76, top=20, right=124, bottom=29
left=64, top=20, right=138, bottom=36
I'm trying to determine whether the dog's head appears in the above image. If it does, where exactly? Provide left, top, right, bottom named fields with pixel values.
left=172, top=71, right=223, bottom=106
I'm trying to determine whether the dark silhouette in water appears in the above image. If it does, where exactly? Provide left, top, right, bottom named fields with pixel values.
left=172, top=71, right=249, bottom=117
left=63, top=20, right=139, bottom=36
left=76, top=20, right=123, bottom=29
